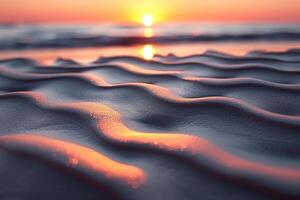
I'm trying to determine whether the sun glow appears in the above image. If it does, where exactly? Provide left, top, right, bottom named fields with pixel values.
left=142, top=14, right=154, bottom=27
left=129, top=2, right=165, bottom=25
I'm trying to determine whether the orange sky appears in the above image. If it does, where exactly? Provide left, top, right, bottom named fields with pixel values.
left=0, top=0, right=300, bottom=24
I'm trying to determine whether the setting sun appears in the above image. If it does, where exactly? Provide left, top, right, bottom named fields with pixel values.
left=142, top=15, right=154, bottom=27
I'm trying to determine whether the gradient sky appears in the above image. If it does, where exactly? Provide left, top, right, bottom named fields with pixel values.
left=0, top=0, right=300, bottom=24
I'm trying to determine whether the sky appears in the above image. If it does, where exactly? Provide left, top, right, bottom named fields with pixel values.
left=0, top=0, right=300, bottom=24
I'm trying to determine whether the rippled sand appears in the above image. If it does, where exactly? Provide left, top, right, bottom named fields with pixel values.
left=1, top=49, right=300, bottom=199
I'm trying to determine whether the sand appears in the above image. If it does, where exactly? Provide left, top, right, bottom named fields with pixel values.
left=0, top=48, right=300, bottom=200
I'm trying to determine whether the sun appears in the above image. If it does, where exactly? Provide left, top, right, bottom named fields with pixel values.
left=142, top=14, right=154, bottom=27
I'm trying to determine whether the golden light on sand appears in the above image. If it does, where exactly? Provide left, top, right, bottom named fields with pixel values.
left=0, top=134, right=146, bottom=189
left=62, top=101, right=300, bottom=182
left=142, top=44, right=155, bottom=60
left=142, top=14, right=154, bottom=27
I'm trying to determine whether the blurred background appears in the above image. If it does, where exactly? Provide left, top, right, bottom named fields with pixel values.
left=0, top=0, right=300, bottom=62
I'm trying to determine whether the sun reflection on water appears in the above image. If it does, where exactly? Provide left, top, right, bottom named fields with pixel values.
left=144, top=27, right=153, bottom=38
left=142, top=44, right=155, bottom=60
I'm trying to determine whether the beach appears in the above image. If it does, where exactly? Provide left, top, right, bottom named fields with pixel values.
left=1, top=23, right=300, bottom=200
